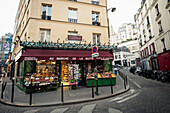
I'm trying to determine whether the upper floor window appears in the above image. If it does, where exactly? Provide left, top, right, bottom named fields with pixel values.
left=93, top=33, right=100, bottom=45
left=40, top=29, right=50, bottom=42
left=71, top=0, right=77, bottom=1
left=42, top=5, right=51, bottom=20
left=155, top=4, right=160, bottom=16
left=92, top=0, right=99, bottom=5
left=158, top=21, right=163, bottom=34
left=92, top=12, right=100, bottom=26
left=146, top=16, right=150, bottom=26
left=68, top=9, right=77, bottom=23
left=148, top=29, right=152, bottom=39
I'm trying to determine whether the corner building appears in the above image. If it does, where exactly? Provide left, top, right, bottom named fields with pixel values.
left=12, top=0, right=115, bottom=90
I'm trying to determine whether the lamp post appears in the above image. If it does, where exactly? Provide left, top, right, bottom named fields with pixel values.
left=107, top=7, right=116, bottom=42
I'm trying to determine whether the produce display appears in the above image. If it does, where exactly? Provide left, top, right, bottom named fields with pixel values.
left=24, top=73, right=58, bottom=87
left=87, top=72, right=115, bottom=79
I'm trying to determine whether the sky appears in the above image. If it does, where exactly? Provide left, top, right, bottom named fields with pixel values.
left=0, top=0, right=141, bottom=37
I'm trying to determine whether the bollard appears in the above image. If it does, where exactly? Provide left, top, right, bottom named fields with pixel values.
left=92, top=81, right=94, bottom=98
left=95, top=80, right=99, bottom=95
left=11, top=78, right=15, bottom=103
left=110, top=78, right=113, bottom=94
left=61, top=83, right=64, bottom=102
left=29, top=79, right=33, bottom=105
left=1, top=82, right=7, bottom=99
left=126, top=75, right=128, bottom=85
left=124, top=76, right=126, bottom=89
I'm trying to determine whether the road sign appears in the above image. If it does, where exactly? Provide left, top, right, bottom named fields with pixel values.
left=92, top=46, right=98, bottom=53
left=92, top=53, right=99, bottom=57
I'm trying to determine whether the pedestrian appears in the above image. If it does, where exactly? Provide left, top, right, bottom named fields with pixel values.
left=114, top=67, right=118, bottom=75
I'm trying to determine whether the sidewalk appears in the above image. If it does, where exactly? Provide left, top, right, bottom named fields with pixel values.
left=0, top=74, right=129, bottom=107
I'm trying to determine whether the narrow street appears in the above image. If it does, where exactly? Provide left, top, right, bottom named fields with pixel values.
left=0, top=68, right=170, bottom=113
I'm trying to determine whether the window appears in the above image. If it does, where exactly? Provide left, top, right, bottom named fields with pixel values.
left=42, top=5, right=51, bottom=20
left=147, top=16, right=150, bottom=26
left=155, top=4, right=160, bottom=16
left=92, top=12, right=100, bottom=26
left=131, top=60, right=135, bottom=64
left=148, top=29, right=152, bottom=39
left=161, top=38, right=166, bottom=52
left=68, top=9, right=77, bottom=23
left=40, top=29, right=50, bottom=42
left=93, top=33, right=100, bottom=45
left=71, top=0, right=77, bottom=1
left=158, top=21, right=163, bottom=33
left=92, top=0, right=99, bottom=5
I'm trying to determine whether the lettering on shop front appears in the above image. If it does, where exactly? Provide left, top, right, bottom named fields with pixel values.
left=49, top=57, right=54, bottom=60
left=72, top=57, right=76, bottom=60
left=56, top=57, right=69, bottom=60
left=24, top=57, right=38, bottom=60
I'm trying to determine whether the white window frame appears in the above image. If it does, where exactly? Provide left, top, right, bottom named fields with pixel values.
left=40, top=29, right=51, bottom=42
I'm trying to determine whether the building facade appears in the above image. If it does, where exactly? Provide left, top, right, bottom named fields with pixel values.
left=117, top=40, right=140, bottom=67
left=118, top=23, right=138, bottom=41
left=135, top=0, right=170, bottom=71
left=12, top=0, right=115, bottom=90
left=0, top=33, right=12, bottom=75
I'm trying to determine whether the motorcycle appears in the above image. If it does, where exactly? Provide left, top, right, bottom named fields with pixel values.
left=161, top=71, right=170, bottom=83
left=157, top=71, right=164, bottom=81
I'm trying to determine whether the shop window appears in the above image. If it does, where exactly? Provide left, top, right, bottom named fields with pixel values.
left=92, top=12, right=100, bottom=26
left=93, top=33, right=100, bottom=45
left=68, top=8, right=77, bottom=23
left=41, top=5, right=51, bottom=20
left=40, top=29, right=50, bottom=42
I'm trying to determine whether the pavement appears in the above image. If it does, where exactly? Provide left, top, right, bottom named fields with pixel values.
left=0, top=74, right=129, bottom=107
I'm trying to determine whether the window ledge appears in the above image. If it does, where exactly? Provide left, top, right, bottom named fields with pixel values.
left=165, top=2, right=170, bottom=9
left=159, top=30, right=164, bottom=35
left=155, top=13, right=161, bottom=21
left=147, top=24, right=151, bottom=29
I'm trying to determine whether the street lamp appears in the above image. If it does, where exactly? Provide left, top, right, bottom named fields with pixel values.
left=107, top=7, right=116, bottom=44
left=107, top=7, right=116, bottom=12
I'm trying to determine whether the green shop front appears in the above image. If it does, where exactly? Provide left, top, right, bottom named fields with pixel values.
left=15, top=41, right=116, bottom=92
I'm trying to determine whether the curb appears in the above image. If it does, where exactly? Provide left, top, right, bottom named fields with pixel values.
left=0, top=85, right=130, bottom=107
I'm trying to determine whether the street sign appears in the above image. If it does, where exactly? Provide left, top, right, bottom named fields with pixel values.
left=92, top=52, right=99, bottom=57
left=92, top=46, right=98, bottom=53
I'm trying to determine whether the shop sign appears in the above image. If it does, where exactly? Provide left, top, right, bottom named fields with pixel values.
left=92, top=52, right=99, bottom=57
left=15, top=50, right=22, bottom=62
left=68, top=35, right=82, bottom=41
left=24, top=57, right=38, bottom=60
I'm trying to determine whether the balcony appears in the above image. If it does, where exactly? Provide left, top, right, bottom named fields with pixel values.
left=92, top=1, right=99, bottom=5
left=92, top=21, right=100, bottom=26
left=68, top=18, right=77, bottom=23
left=41, top=15, right=51, bottom=20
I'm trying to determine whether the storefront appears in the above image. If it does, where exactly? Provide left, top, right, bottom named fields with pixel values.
left=158, top=50, right=170, bottom=71
left=140, top=58, right=149, bottom=70
left=15, top=42, right=116, bottom=91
